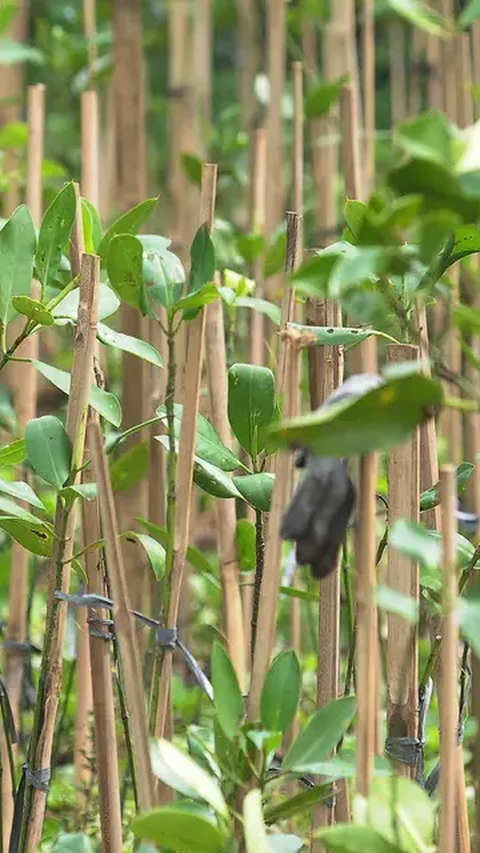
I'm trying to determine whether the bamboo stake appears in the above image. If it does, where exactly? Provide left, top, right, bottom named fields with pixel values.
left=385, top=345, right=420, bottom=779
left=389, top=21, right=407, bottom=126
left=355, top=451, right=379, bottom=797
left=19, top=254, right=100, bottom=851
left=250, top=127, right=267, bottom=367
left=265, top=0, right=286, bottom=253
left=82, top=424, right=123, bottom=853
left=248, top=212, right=302, bottom=720
left=205, top=297, right=247, bottom=690
left=0, top=3, right=29, bottom=216
left=154, top=164, right=218, bottom=749
left=236, top=0, right=260, bottom=133
left=83, top=0, right=97, bottom=78
left=89, top=420, right=155, bottom=812
left=438, top=465, right=458, bottom=853
left=2, top=82, right=44, bottom=851
left=113, top=0, right=149, bottom=615
left=362, top=0, right=375, bottom=197
left=408, top=27, right=426, bottom=118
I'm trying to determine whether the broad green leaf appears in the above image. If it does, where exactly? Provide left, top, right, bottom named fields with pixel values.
left=11, top=295, right=54, bottom=327
left=264, top=228, right=287, bottom=278
left=236, top=519, right=256, bottom=572
left=0, top=204, right=36, bottom=331
left=142, top=248, right=185, bottom=313
left=138, top=234, right=172, bottom=252
left=0, top=478, right=46, bottom=511
left=0, top=439, right=27, bottom=467
left=365, top=775, right=435, bottom=852
left=156, top=403, right=243, bottom=471
left=387, top=0, right=448, bottom=35
left=228, top=364, right=276, bottom=459
left=243, top=789, right=269, bottom=853
left=234, top=296, right=282, bottom=326
left=420, top=461, right=474, bottom=511
left=390, top=519, right=475, bottom=570
left=316, top=825, right=399, bottom=852
left=97, top=322, right=163, bottom=367
left=305, top=76, right=348, bottom=120
left=0, top=6, right=19, bottom=37
left=261, top=650, right=301, bottom=733
left=264, top=784, right=333, bottom=826
left=175, top=283, right=219, bottom=313
left=0, top=495, right=44, bottom=525
left=81, top=198, right=103, bottom=253
left=59, top=483, right=98, bottom=506
left=137, top=518, right=214, bottom=575
left=283, top=696, right=356, bottom=772
left=106, top=234, right=144, bottom=311
left=394, top=110, right=453, bottom=167
left=110, top=442, right=148, bottom=492
left=97, top=197, right=158, bottom=260
left=150, top=739, right=228, bottom=816
left=211, top=641, right=244, bottom=739
left=288, top=323, right=398, bottom=346
left=375, top=586, right=419, bottom=624
left=35, top=182, right=76, bottom=291
left=25, top=416, right=72, bottom=489
left=32, top=360, right=122, bottom=427
left=188, top=223, right=216, bottom=293
left=181, top=153, right=203, bottom=186
left=280, top=586, right=320, bottom=602
left=133, top=807, right=226, bottom=852
left=155, top=435, right=241, bottom=499
left=51, top=833, right=94, bottom=853
left=121, top=531, right=165, bottom=580
left=233, top=473, right=274, bottom=512
left=459, top=0, right=480, bottom=27
left=0, top=517, right=53, bottom=556
left=0, top=40, right=44, bottom=65
left=459, top=598, right=480, bottom=657
left=265, top=834, right=303, bottom=852
left=271, top=373, right=443, bottom=458
left=0, top=385, right=16, bottom=433
left=52, top=283, right=120, bottom=325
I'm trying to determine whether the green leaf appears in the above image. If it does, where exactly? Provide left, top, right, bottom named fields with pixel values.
left=0, top=121, right=27, bottom=149
left=156, top=403, right=243, bottom=471
left=25, top=416, right=72, bottom=489
left=137, top=518, right=214, bottom=575
left=59, top=483, right=98, bottom=506
left=51, top=833, right=94, bottom=853
left=365, top=775, right=435, bottom=852
left=0, top=478, right=46, bottom=511
left=261, top=650, right=301, bottom=733
left=386, top=0, right=448, bottom=35
left=97, top=322, right=163, bottom=367
left=420, top=461, right=474, bottom=511
left=35, top=182, right=76, bottom=291
left=283, top=696, right=356, bottom=773
left=280, top=586, right=320, bottom=602
left=11, top=296, right=54, bottom=327
left=264, top=228, right=287, bottom=278
left=316, top=825, right=400, bottom=852
left=211, top=641, right=244, bottom=739
left=243, top=789, right=269, bottom=853
left=0, top=495, right=45, bottom=525
left=188, top=224, right=216, bottom=293
left=110, top=442, right=148, bottom=492
left=97, top=197, right=158, bottom=260
left=228, top=364, right=276, bottom=459
left=81, top=198, right=103, bottom=253
left=106, top=234, right=144, bottom=311
left=459, top=598, right=480, bottom=657
left=0, top=204, right=36, bottom=331
left=390, top=519, right=475, bottom=571
left=288, top=323, right=398, bottom=346
left=193, top=456, right=242, bottom=499
left=0, top=439, right=27, bottom=467
left=459, top=0, right=480, bottom=27
left=142, top=248, right=185, bottom=313
left=52, top=283, right=120, bottom=325
left=272, top=373, right=443, bottom=457
left=304, top=76, right=348, bottom=120
left=0, top=40, right=44, bottom=65
left=175, top=283, right=219, bottom=314
left=394, top=110, right=453, bottom=168
left=264, top=784, right=333, bottom=826
left=150, top=739, right=228, bottom=816
left=375, top=585, right=419, bottom=624
left=0, top=517, right=53, bottom=556
left=233, top=473, right=274, bottom=512
left=233, top=296, right=282, bottom=325
left=236, top=519, right=256, bottom=572
left=133, top=807, right=226, bottom=852
left=32, top=361, right=122, bottom=427
left=121, top=531, right=165, bottom=580
left=181, top=153, right=203, bottom=186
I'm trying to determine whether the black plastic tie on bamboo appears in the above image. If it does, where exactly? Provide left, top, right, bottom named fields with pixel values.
left=24, top=763, right=50, bottom=792
left=87, top=616, right=115, bottom=641
left=384, top=736, right=423, bottom=767
left=0, top=677, right=18, bottom=744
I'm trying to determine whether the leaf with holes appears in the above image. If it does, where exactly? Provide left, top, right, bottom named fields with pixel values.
left=25, top=416, right=72, bottom=489
left=0, top=517, right=53, bottom=556
left=121, top=531, right=165, bottom=580
left=106, top=234, right=144, bottom=311
left=35, top=182, right=76, bottom=291
left=11, top=296, right=54, bottom=327
left=97, top=197, right=158, bottom=260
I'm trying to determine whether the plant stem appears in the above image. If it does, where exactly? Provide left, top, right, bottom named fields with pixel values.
left=251, top=509, right=265, bottom=662
left=0, top=321, right=32, bottom=373
left=149, top=319, right=177, bottom=733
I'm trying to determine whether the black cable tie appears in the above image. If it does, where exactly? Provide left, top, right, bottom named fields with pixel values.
left=24, top=763, right=51, bottom=792
left=384, top=736, right=423, bottom=767
left=3, top=640, right=33, bottom=653
left=156, top=627, right=178, bottom=650
left=87, top=616, right=115, bottom=641
left=54, top=591, right=113, bottom=609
